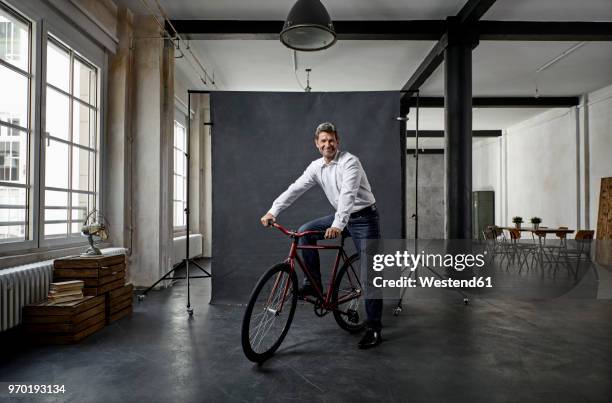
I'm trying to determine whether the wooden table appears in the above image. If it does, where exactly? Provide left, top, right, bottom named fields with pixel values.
left=499, top=227, right=574, bottom=235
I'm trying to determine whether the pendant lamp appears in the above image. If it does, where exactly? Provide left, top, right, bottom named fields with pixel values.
left=280, top=0, right=337, bottom=51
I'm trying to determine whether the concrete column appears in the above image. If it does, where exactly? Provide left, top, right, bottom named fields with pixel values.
left=129, top=15, right=175, bottom=286
left=105, top=7, right=132, bottom=249
left=444, top=22, right=474, bottom=239
left=201, top=95, right=212, bottom=257
left=189, top=95, right=201, bottom=233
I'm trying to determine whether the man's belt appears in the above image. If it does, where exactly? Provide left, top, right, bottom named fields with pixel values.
left=350, top=204, right=377, bottom=218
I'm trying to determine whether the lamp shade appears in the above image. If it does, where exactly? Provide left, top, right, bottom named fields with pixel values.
left=280, top=0, right=336, bottom=51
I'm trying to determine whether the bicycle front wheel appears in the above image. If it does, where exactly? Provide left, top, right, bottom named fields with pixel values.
left=241, top=263, right=298, bottom=363
left=332, top=253, right=367, bottom=332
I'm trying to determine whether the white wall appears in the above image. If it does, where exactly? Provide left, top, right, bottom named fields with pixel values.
left=472, top=82, right=612, bottom=236
left=585, top=85, right=612, bottom=231
left=504, top=108, right=579, bottom=229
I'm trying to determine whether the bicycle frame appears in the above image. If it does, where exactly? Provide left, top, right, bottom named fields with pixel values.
left=269, top=222, right=362, bottom=315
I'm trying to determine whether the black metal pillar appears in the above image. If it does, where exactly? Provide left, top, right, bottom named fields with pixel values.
left=444, top=19, right=474, bottom=239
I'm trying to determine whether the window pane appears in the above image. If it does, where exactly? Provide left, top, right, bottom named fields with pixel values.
left=0, top=6, right=29, bottom=72
left=0, top=185, right=26, bottom=243
left=45, top=87, right=69, bottom=140
left=176, top=176, right=183, bottom=202
left=72, top=192, right=94, bottom=218
left=45, top=190, right=67, bottom=207
left=175, top=149, right=184, bottom=176
left=45, top=223, right=67, bottom=237
left=0, top=129, right=27, bottom=184
left=72, top=101, right=93, bottom=146
left=176, top=128, right=184, bottom=150
left=71, top=206, right=86, bottom=220
left=73, top=57, right=96, bottom=106
left=71, top=222, right=81, bottom=234
left=174, top=201, right=184, bottom=226
left=45, top=140, right=69, bottom=189
left=72, top=147, right=94, bottom=191
left=45, top=208, right=67, bottom=220
left=46, top=40, right=69, bottom=92
left=0, top=64, right=28, bottom=128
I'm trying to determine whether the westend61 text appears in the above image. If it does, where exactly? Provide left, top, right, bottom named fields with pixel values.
left=372, top=276, right=493, bottom=288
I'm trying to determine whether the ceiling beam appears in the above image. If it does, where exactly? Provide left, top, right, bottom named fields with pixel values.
left=403, top=96, right=580, bottom=108
left=169, top=20, right=446, bottom=40
left=478, top=21, right=612, bottom=41
left=400, top=0, right=496, bottom=99
left=457, top=0, right=498, bottom=24
left=401, top=36, right=447, bottom=93
left=170, top=19, right=612, bottom=42
left=407, top=130, right=501, bottom=137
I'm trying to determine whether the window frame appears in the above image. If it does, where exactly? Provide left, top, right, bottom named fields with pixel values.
left=173, top=117, right=187, bottom=234
left=40, top=35, right=100, bottom=247
left=0, top=0, right=107, bottom=256
left=0, top=1, right=36, bottom=251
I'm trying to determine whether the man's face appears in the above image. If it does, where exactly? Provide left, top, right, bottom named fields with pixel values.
left=315, top=131, right=338, bottom=160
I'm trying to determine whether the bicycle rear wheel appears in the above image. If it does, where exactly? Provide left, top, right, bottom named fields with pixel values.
left=332, top=253, right=367, bottom=332
left=241, top=263, right=298, bottom=363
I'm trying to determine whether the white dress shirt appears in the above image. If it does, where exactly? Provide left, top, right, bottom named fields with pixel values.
left=268, top=151, right=376, bottom=230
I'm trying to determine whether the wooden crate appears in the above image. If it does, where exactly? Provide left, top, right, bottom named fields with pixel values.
left=596, top=177, right=612, bottom=266
left=53, top=255, right=126, bottom=296
left=23, top=295, right=105, bottom=344
left=106, top=283, right=133, bottom=324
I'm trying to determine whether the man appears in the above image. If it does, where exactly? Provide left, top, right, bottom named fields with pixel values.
left=260, top=122, right=382, bottom=349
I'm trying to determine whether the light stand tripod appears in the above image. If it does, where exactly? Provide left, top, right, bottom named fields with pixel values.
left=139, top=90, right=211, bottom=315
left=393, top=91, right=469, bottom=316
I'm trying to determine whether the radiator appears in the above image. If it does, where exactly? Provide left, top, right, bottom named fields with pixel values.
left=0, top=247, right=127, bottom=332
left=0, top=261, right=54, bottom=332
left=173, top=234, right=203, bottom=265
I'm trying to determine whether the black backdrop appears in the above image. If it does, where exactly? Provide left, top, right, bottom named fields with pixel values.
left=210, top=91, right=403, bottom=304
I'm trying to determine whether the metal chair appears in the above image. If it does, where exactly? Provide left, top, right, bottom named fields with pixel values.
left=559, top=230, right=595, bottom=280
left=506, top=228, right=539, bottom=272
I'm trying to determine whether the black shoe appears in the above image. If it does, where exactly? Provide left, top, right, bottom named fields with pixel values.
left=297, top=283, right=320, bottom=299
left=358, top=328, right=382, bottom=349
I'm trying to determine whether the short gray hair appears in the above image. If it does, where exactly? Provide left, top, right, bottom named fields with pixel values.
left=315, top=122, right=338, bottom=139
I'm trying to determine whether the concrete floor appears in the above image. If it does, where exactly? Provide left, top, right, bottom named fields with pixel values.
left=1, top=259, right=612, bottom=402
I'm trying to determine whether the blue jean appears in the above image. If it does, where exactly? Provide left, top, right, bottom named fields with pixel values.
left=298, top=208, right=382, bottom=330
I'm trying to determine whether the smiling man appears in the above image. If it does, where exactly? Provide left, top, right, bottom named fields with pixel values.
left=260, top=122, right=383, bottom=349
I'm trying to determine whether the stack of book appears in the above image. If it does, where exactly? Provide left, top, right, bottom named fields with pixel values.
left=47, top=280, right=85, bottom=304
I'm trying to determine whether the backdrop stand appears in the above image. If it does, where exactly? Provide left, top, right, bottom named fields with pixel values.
left=393, top=91, right=469, bottom=316
left=138, top=90, right=212, bottom=315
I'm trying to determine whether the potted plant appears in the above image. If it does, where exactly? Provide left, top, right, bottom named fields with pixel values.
left=530, top=217, right=542, bottom=230
left=512, top=216, right=523, bottom=229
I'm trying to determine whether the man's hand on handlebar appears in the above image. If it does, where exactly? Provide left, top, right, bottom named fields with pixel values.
left=324, top=227, right=341, bottom=239
left=260, top=213, right=276, bottom=227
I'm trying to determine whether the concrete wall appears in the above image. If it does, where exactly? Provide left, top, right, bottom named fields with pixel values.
left=120, top=15, right=174, bottom=285
left=72, top=0, right=118, bottom=39
left=201, top=96, right=212, bottom=257
left=105, top=7, right=132, bottom=249
left=406, top=154, right=445, bottom=239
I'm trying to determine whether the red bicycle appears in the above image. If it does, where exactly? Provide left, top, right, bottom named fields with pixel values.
left=241, top=221, right=366, bottom=362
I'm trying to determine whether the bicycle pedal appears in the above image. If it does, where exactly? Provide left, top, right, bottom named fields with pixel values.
left=347, top=309, right=359, bottom=324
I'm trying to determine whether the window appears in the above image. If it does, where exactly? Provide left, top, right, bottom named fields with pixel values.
left=173, top=120, right=187, bottom=230
left=43, top=36, right=98, bottom=239
left=0, top=3, right=30, bottom=243
left=0, top=0, right=105, bottom=252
